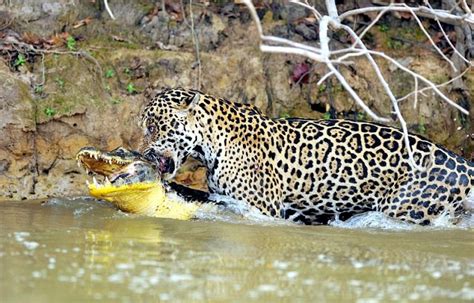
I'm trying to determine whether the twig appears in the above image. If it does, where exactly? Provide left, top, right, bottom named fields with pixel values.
left=317, top=71, right=334, bottom=85
left=336, top=49, right=469, bottom=115
left=401, top=3, right=457, bottom=72
left=4, top=39, right=105, bottom=89
left=289, top=0, right=321, bottom=21
left=338, top=4, right=474, bottom=25
left=0, top=16, right=14, bottom=31
left=103, top=0, right=116, bottom=20
left=413, top=76, right=418, bottom=109
left=189, top=0, right=202, bottom=90
left=425, top=1, right=471, bottom=65
left=38, top=53, right=45, bottom=87
left=397, top=68, right=470, bottom=103
left=357, top=7, right=391, bottom=41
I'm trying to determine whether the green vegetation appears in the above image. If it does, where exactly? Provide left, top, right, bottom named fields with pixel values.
left=55, top=77, right=65, bottom=90
left=105, top=69, right=115, bottom=78
left=387, top=38, right=403, bottom=50
left=66, top=36, right=76, bottom=51
left=356, top=112, right=366, bottom=121
left=111, top=98, right=123, bottom=105
left=124, top=67, right=131, bottom=75
left=34, top=84, right=44, bottom=94
left=44, top=107, right=56, bottom=117
left=318, top=84, right=326, bottom=93
left=332, top=83, right=343, bottom=93
left=323, top=112, right=331, bottom=120
left=279, top=112, right=291, bottom=119
left=126, top=83, right=137, bottom=94
left=418, top=118, right=426, bottom=134
left=14, top=54, right=26, bottom=67
left=377, top=24, right=425, bottom=50
left=378, top=24, right=389, bottom=32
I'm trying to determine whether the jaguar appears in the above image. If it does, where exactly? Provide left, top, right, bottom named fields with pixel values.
left=140, top=87, right=474, bottom=225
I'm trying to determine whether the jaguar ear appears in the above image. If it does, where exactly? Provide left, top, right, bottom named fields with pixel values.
left=185, top=92, right=200, bottom=109
left=180, top=93, right=201, bottom=114
left=178, top=92, right=200, bottom=116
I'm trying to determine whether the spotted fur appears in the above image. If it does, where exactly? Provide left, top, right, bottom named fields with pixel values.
left=140, top=88, right=474, bottom=225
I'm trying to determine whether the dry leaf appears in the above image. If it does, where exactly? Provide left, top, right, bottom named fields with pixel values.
left=73, top=17, right=93, bottom=29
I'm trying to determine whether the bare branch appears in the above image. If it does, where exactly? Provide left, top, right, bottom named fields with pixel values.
left=317, top=71, right=335, bottom=85
left=413, top=77, right=418, bottom=109
left=325, top=0, right=338, bottom=18
left=400, top=3, right=457, bottom=71
left=103, top=0, right=116, bottom=20
left=338, top=4, right=474, bottom=25
left=335, top=50, right=470, bottom=115
left=425, top=1, right=472, bottom=66
left=397, top=68, right=471, bottom=103
left=357, top=7, right=391, bottom=41
left=241, top=0, right=472, bottom=171
left=189, top=0, right=202, bottom=90
left=262, top=35, right=322, bottom=55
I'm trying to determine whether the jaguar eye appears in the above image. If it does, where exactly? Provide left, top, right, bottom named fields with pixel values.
left=147, top=125, right=156, bottom=134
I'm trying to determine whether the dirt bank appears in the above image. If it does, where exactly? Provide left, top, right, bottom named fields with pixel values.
left=0, top=1, right=472, bottom=200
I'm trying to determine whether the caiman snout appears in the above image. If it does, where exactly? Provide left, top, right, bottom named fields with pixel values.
left=143, top=150, right=175, bottom=175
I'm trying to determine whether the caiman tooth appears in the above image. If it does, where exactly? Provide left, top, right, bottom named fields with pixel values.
left=86, top=180, right=90, bottom=186
left=93, top=176, right=99, bottom=187
left=105, top=177, right=111, bottom=185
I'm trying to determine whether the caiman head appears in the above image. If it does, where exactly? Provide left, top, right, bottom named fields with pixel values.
left=76, top=146, right=198, bottom=219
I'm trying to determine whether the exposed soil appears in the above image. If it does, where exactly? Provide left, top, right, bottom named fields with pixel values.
left=0, top=0, right=472, bottom=200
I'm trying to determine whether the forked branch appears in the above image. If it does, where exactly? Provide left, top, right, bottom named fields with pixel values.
left=241, top=0, right=472, bottom=171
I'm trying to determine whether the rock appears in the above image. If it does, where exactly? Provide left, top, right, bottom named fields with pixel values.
left=389, top=57, right=414, bottom=72
left=41, top=2, right=63, bottom=15
left=141, top=8, right=227, bottom=51
left=0, top=65, right=35, bottom=131
left=294, top=23, right=318, bottom=41
left=284, top=5, right=308, bottom=23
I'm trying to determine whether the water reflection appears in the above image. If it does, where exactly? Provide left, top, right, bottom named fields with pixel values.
left=0, top=198, right=473, bottom=302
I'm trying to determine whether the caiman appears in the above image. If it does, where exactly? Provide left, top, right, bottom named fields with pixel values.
left=76, top=147, right=210, bottom=220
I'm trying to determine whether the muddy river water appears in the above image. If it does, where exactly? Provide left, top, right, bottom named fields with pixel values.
left=0, top=198, right=473, bottom=302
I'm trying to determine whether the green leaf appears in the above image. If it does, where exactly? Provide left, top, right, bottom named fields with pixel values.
left=34, top=85, right=44, bottom=94
left=126, top=83, right=136, bottom=94
left=66, top=36, right=76, bottom=51
left=356, top=112, right=366, bottom=121
left=105, top=69, right=115, bottom=78
left=418, top=123, right=426, bottom=134
left=44, top=107, right=56, bottom=117
left=55, top=77, right=65, bottom=89
left=14, top=54, right=26, bottom=67
left=378, top=24, right=389, bottom=32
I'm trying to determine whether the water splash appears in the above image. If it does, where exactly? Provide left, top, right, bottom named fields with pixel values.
left=330, top=212, right=414, bottom=230
left=330, top=211, right=473, bottom=230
